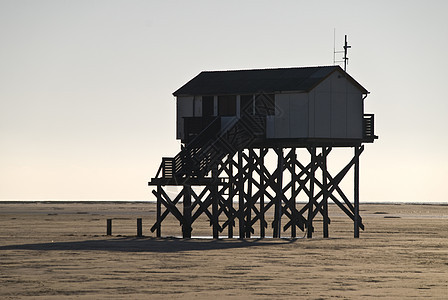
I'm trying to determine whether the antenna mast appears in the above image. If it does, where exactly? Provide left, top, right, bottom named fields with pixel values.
left=333, top=31, right=351, bottom=72
left=343, top=35, right=351, bottom=72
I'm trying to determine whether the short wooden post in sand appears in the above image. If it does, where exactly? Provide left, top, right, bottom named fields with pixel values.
left=106, top=219, right=112, bottom=236
left=137, top=218, right=143, bottom=237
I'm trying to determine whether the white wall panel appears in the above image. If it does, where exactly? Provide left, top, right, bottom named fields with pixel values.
left=314, top=92, right=331, bottom=138
left=274, top=94, right=290, bottom=138
left=308, top=90, right=315, bottom=137
left=331, top=92, right=347, bottom=138
left=289, top=93, right=308, bottom=138
left=346, top=92, right=363, bottom=138
left=330, top=71, right=347, bottom=93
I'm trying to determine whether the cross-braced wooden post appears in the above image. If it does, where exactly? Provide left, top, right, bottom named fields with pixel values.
left=354, top=145, right=362, bottom=238
left=149, top=145, right=366, bottom=239
left=211, top=165, right=219, bottom=239
left=322, top=147, right=331, bottom=238
left=182, top=184, right=192, bottom=238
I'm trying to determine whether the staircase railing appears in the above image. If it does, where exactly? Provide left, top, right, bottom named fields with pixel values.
left=155, top=114, right=266, bottom=180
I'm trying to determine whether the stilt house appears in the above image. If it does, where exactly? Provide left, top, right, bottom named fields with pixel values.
left=149, top=65, right=377, bottom=239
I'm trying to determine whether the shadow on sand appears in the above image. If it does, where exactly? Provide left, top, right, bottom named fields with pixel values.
left=0, top=237, right=299, bottom=253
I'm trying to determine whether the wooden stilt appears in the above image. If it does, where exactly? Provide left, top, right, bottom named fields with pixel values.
left=182, top=184, right=192, bottom=238
left=322, top=147, right=329, bottom=238
left=354, top=146, right=360, bottom=238
left=212, top=166, right=219, bottom=239
left=307, top=147, right=316, bottom=238
left=260, top=148, right=266, bottom=238
left=278, top=148, right=283, bottom=238
left=246, top=149, right=253, bottom=238
left=291, top=148, right=297, bottom=238
left=238, top=150, right=244, bottom=239
left=227, top=155, right=234, bottom=238
left=273, top=148, right=283, bottom=238
left=156, top=185, right=161, bottom=237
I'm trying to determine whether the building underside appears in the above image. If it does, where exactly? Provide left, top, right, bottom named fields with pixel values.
left=149, top=144, right=366, bottom=239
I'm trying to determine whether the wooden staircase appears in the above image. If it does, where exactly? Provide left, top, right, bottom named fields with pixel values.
left=154, top=115, right=265, bottom=181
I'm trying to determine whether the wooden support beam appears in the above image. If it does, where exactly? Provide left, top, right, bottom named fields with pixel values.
left=226, top=154, right=234, bottom=238
left=216, top=156, right=239, bottom=236
left=212, top=166, right=219, bottom=239
left=260, top=148, right=266, bottom=238
left=182, top=185, right=192, bottom=238
left=281, top=152, right=307, bottom=233
left=191, top=189, right=208, bottom=221
left=238, top=150, right=244, bottom=238
left=150, top=145, right=366, bottom=239
left=322, top=147, right=330, bottom=238
left=307, top=146, right=316, bottom=238
left=280, top=148, right=307, bottom=234
left=156, top=185, right=161, bottom=237
left=291, top=148, right=297, bottom=238
left=354, top=145, right=361, bottom=238
left=273, top=148, right=283, bottom=238
left=301, top=147, right=361, bottom=225
left=240, top=150, right=256, bottom=237
left=245, top=149, right=253, bottom=238
left=151, top=188, right=184, bottom=231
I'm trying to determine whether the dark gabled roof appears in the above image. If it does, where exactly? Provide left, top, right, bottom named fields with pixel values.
left=173, top=65, right=368, bottom=96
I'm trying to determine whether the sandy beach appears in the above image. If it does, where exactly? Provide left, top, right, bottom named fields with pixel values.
left=0, top=201, right=447, bottom=299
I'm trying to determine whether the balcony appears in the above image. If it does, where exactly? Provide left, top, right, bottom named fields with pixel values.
left=363, top=114, right=378, bottom=142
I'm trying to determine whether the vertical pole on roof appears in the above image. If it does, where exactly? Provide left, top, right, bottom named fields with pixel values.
left=333, top=28, right=336, bottom=65
left=343, top=35, right=351, bottom=72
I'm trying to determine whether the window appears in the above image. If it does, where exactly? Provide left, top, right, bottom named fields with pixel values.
left=218, top=95, right=236, bottom=116
left=202, top=96, right=214, bottom=116
left=240, top=95, right=253, bottom=115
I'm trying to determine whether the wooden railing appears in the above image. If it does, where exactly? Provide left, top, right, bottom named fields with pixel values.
left=363, top=114, right=376, bottom=141
left=155, top=114, right=266, bottom=180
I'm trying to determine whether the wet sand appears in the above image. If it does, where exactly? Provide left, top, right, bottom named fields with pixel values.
left=0, top=202, right=447, bottom=299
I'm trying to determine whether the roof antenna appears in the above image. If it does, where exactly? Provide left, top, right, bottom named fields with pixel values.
left=333, top=30, right=351, bottom=72
left=343, top=35, right=351, bottom=72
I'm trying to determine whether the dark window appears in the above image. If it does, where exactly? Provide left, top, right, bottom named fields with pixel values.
left=240, top=95, right=253, bottom=116
left=255, top=93, right=275, bottom=116
left=202, top=96, right=214, bottom=116
left=218, top=95, right=236, bottom=116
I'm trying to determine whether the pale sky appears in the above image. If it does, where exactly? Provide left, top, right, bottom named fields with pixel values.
left=1, top=0, right=447, bottom=202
